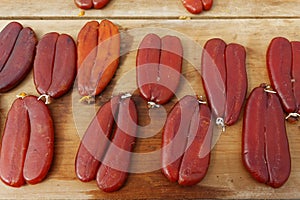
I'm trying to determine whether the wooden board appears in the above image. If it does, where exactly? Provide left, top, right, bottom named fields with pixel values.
left=1, top=0, right=300, bottom=18
left=0, top=1, right=300, bottom=199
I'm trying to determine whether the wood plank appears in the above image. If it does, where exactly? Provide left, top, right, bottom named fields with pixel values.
left=0, top=19, right=299, bottom=199
left=0, top=0, right=300, bottom=19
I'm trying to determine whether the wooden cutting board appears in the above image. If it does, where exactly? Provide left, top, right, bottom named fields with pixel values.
left=0, top=1, right=299, bottom=199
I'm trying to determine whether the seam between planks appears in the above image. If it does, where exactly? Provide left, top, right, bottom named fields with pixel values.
left=0, top=16, right=300, bottom=21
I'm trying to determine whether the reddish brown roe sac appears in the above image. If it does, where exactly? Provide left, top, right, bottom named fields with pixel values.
left=34, top=32, right=77, bottom=99
left=201, top=38, right=247, bottom=128
left=74, top=0, right=110, bottom=9
left=77, top=20, right=120, bottom=99
left=136, top=33, right=183, bottom=106
left=75, top=96, right=120, bottom=182
left=0, top=22, right=37, bottom=92
left=181, top=0, right=213, bottom=14
left=75, top=95, right=138, bottom=192
left=267, top=37, right=300, bottom=122
left=242, top=85, right=291, bottom=188
left=161, top=95, right=213, bottom=186
left=0, top=95, right=54, bottom=187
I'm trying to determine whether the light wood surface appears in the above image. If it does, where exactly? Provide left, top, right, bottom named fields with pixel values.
left=0, top=1, right=300, bottom=199
left=0, top=0, right=300, bottom=18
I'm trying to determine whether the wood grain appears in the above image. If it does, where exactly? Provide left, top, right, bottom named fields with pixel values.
left=0, top=18, right=299, bottom=199
left=0, top=0, right=300, bottom=19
